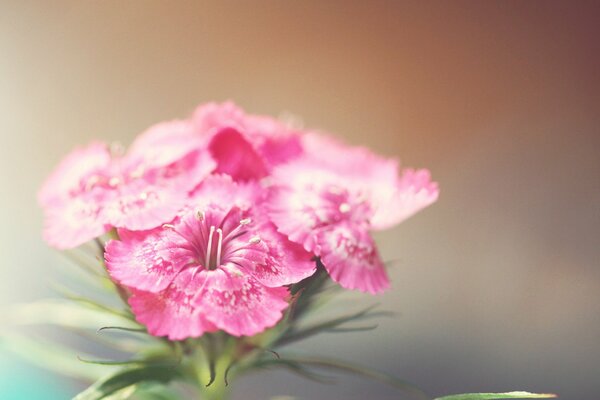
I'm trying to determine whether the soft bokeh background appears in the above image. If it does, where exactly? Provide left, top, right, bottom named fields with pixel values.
left=1, top=1, right=598, bottom=399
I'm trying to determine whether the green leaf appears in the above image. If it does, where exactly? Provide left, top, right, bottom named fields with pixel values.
left=254, top=358, right=335, bottom=384
left=275, top=304, right=392, bottom=347
left=73, top=365, right=182, bottom=400
left=435, top=392, right=557, bottom=400
left=98, top=326, right=148, bottom=334
left=272, top=355, right=429, bottom=399
left=51, top=283, right=133, bottom=320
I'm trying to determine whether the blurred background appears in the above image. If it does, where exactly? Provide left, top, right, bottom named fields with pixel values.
left=1, top=1, right=598, bottom=399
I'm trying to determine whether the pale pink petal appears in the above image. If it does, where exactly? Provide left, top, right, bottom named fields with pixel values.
left=42, top=194, right=110, bottom=249
left=316, top=223, right=390, bottom=294
left=38, top=142, right=110, bottom=206
left=193, top=265, right=289, bottom=337
left=192, top=101, right=245, bottom=134
left=188, top=174, right=261, bottom=213
left=268, top=161, right=364, bottom=251
left=127, top=120, right=204, bottom=169
left=370, top=168, right=439, bottom=230
left=141, top=149, right=216, bottom=194
left=105, top=229, right=192, bottom=293
left=103, top=180, right=187, bottom=231
left=128, top=269, right=217, bottom=340
left=208, top=127, right=268, bottom=181
left=267, top=186, right=322, bottom=252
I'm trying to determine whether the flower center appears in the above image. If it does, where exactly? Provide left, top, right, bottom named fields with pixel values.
left=205, top=225, right=223, bottom=270
left=185, top=209, right=257, bottom=272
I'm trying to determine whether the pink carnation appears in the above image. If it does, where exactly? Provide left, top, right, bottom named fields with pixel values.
left=106, top=176, right=315, bottom=339
left=268, top=133, right=439, bottom=294
left=39, top=121, right=215, bottom=249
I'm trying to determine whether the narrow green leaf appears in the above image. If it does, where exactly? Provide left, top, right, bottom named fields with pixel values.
left=279, top=355, right=429, bottom=399
left=275, top=305, right=392, bottom=347
left=435, top=392, right=556, bottom=400
left=254, top=358, right=335, bottom=384
left=77, top=356, right=149, bottom=366
left=73, top=365, right=182, bottom=400
left=51, top=284, right=133, bottom=319
left=98, top=326, right=147, bottom=334
left=326, top=324, right=379, bottom=333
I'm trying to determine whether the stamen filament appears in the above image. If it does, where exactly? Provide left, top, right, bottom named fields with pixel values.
left=216, top=228, right=223, bottom=267
left=206, top=226, right=215, bottom=268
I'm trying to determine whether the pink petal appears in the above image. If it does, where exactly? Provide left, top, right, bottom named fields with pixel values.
left=208, top=127, right=268, bottom=181
left=193, top=101, right=303, bottom=170
left=267, top=162, right=361, bottom=252
left=192, top=101, right=245, bottom=134
left=188, top=174, right=261, bottom=213
left=128, top=269, right=217, bottom=340
left=42, top=193, right=110, bottom=249
left=102, top=181, right=187, bottom=231
left=105, top=229, right=192, bottom=293
left=193, top=265, right=289, bottom=337
left=316, top=223, right=390, bottom=294
left=370, top=168, right=440, bottom=230
left=38, top=142, right=110, bottom=206
left=249, top=222, right=316, bottom=287
left=127, top=120, right=204, bottom=169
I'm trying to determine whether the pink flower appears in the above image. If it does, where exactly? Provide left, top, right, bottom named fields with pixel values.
left=192, top=102, right=303, bottom=181
left=105, top=176, right=315, bottom=339
left=268, top=133, right=439, bottom=294
left=39, top=120, right=215, bottom=249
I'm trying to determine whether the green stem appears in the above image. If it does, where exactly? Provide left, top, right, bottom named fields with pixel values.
left=193, top=335, right=235, bottom=400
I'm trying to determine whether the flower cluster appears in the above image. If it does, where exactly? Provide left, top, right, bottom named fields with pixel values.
left=39, top=102, right=439, bottom=340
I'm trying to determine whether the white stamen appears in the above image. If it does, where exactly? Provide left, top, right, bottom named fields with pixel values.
left=339, top=203, right=351, bottom=213
left=239, top=218, right=251, bottom=225
left=216, top=228, right=223, bottom=267
left=108, top=177, right=121, bottom=187
left=206, top=226, right=215, bottom=267
left=85, top=175, right=100, bottom=191
left=162, top=224, right=175, bottom=229
left=196, top=210, right=205, bottom=221
left=249, top=236, right=261, bottom=244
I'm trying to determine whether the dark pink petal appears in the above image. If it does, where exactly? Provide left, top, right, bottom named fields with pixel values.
left=128, top=269, right=217, bottom=340
left=316, top=223, right=390, bottom=294
left=208, top=127, right=268, bottom=181
left=105, top=229, right=192, bottom=293
left=193, top=102, right=303, bottom=170
left=38, top=142, right=110, bottom=206
left=193, top=265, right=289, bottom=337
left=257, top=132, right=303, bottom=168
left=42, top=194, right=110, bottom=249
